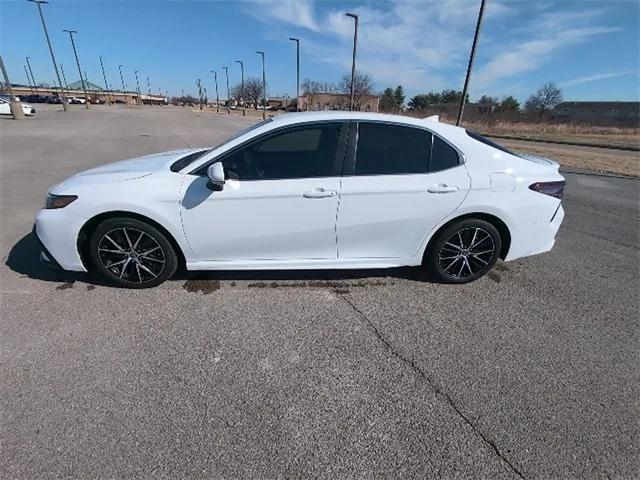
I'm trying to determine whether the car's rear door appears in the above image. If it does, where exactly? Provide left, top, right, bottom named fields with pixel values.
left=336, top=121, right=471, bottom=260
left=180, top=121, right=348, bottom=262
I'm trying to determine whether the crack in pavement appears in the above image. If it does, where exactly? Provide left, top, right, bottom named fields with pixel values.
left=333, top=286, right=526, bottom=480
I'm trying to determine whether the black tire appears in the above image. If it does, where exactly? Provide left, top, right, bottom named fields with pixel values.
left=424, top=218, right=502, bottom=284
left=88, top=217, right=178, bottom=288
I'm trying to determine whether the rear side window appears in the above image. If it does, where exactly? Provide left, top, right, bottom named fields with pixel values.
left=355, top=123, right=431, bottom=175
left=430, top=136, right=460, bottom=172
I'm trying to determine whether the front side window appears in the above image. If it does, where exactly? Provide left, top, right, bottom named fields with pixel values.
left=355, top=122, right=432, bottom=175
left=220, top=122, right=342, bottom=180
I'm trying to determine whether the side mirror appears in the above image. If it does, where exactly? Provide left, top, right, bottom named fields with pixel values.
left=206, top=162, right=225, bottom=190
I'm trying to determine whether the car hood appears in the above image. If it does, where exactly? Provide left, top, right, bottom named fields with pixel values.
left=50, top=148, right=203, bottom=194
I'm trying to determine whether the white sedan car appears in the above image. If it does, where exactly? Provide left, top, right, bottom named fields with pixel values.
left=0, top=97, right=36, bottom=116
left=35, top=112, right=565, bottom=288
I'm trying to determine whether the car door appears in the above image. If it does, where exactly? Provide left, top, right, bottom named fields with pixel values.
left=336, top=121, right=471, bottom=260
left=180, top=121, right=347, bottom=262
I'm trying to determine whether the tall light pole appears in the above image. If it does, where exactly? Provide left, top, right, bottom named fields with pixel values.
left=28, top=0, right=68, bottom=110
left=24, top=64, right=34, bottom=94
left=134, top=70, right=141, bottom=106
left=456, top=0, right=486, bottom=126
left=345, top=12, right=359, bottom=111
left=60, top=64, right=68, bottom=92
left=0, top=55, right=25, bottom=119
left=99, top=56, right=111, bottom=105
left=196, top=78, right=202, bottom=110
left=146, top=75, right=151, bottom=103
left=63, top=29, right=89, bottom=109
left=288, top=37, right=299, bottom=111
left=221, top=66, right=230, bottom=114
left=210, top=70, right=220, bottom=113
left=25, top=57, right=38, bottom=94
left=256, top=51, right=267, bottom=119
left=235, top=60, right=245, bottom=116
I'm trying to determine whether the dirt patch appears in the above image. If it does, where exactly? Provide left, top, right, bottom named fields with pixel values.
left=56, top=282, right=74, bottom=290
left=246, top=280, right=388, bottom=289
left=183, top=280, right=221, bottom=294
left=487, top=271, right=501, bottom=283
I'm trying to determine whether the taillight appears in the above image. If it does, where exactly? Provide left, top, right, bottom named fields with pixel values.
left=529, top=181, right=565, bottom=199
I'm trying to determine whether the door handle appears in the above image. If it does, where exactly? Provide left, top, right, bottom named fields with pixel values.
left=427, top=184, right=459, bottom=193
left=303, top=188, right=337, bottom=199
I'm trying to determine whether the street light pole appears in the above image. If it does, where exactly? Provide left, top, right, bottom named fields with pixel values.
left=235, top=60, right=245, bottom=116
left=221, top=66, right=230, bottom=114
left=25, top=57, right=38, bottom=94
left=146, top=76, right=151, bottom=104
left=0, top=54, right=25, bottom=119
left=256, top=51, right=267, bottom=119
left=456, top=0, right=486, bottom=126
left=28, top=0, right=68, bottom=110
left=196, top=78, right=202, bottom=110
left=24, top=64, right=34, bottom=94
left=60, top=64, right=69, bottom=93
left=288, top=37, right=299, bottom=111
left=134, top=70, right=141, bottom=106
left=345, top=12, right=359, bottom=111
left=210, top=70, right=220, bottom=113
left=63, top=29, right=89, bottom=109
left=99, top=56, right=111, bottom=105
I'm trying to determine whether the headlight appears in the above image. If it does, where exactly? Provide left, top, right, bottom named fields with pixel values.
left=45, top=194, right=78, bottom=209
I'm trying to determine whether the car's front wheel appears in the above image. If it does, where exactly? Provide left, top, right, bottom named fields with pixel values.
left=88, top=218, right=178, bottom=288
left=424, top=218, right=502, bottom=284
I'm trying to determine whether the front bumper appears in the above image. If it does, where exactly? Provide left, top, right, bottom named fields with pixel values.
left=34, top=208, right=88, bottom=272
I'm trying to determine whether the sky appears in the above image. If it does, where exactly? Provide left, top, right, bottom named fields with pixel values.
left=1, top=0, right=638, bottom=102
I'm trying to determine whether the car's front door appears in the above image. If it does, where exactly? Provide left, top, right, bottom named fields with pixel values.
left=180, top=121, right=347, bottom=262
left=337, top=121, right=471, bottom=260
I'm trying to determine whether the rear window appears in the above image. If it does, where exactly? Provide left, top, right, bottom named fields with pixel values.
left=466, top=130, right=520, bottom=157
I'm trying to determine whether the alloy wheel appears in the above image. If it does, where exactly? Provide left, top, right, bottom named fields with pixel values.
left=438, top=227, right=495, bottom=278
left=97, top=227, right=166, bottom=283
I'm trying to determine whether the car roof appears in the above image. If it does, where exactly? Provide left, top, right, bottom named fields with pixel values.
left=268, top=111, right=468, bottom=141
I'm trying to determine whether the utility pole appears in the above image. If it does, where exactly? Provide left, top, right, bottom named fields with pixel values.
left=0, top=55, right=25, bottom=119
left=24, top=65, right=34, bottom=94
left=345, top=12, right=359, bottom=111
left=196, top=78, right=202, bottom=110
left=457, top=0, right=486, bottom=126
left=25, top=57, right=38, bottom=94
left=235, top=60, right=245, bottom=116
left=134, top=70, right=141, bottom=106
left=288, top=37, right=300, bottom=111
left=100, top=56, right=111, bottom=105
left=221, top=66, right=230, bottom=114
left=256, top=51, right=267, bottom=119
left=210, top=70, right=220, bottom=113
left=63, top=29, right=89, bottom=109
left=28, top=0, right=68, bottom=110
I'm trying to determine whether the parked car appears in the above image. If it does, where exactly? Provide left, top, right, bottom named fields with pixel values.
left=67, top=96, right=86, bottom=104
left=0, top=97, right=36, bottom=116
left=48, top=96, right=63, bottom=104
left=35, top=112, right=565, bottom=288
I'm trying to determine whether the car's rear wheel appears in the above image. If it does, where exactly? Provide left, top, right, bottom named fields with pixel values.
left=88, top=218, right=177, bottom=288
left=424, top=218, right=501, bottom=284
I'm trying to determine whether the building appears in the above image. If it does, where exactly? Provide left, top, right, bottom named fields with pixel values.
left=4, top=83, right=166, bottom=105
left=553, top=101, right=639, bottom=124
left=298, top=93, right=380, bottom=112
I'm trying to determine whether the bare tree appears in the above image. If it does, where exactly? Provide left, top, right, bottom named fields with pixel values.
left=338, top=71, right=373, bottom=110
left=230, top=77, right=263, bottom=108
left=525, top=82, right=563, bottom=116
left=301, top=78, right=336, bottom=110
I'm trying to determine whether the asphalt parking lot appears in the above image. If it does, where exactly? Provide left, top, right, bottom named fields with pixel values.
left=1, top=105, right=638, bottom=479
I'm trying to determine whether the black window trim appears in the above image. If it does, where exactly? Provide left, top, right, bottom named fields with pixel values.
left=190, top=120, right=350, bottom=181
left=342, top=120, right=465, bottom=177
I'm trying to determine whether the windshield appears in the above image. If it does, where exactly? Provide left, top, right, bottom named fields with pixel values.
left=211, top=117, right=273, bottom=150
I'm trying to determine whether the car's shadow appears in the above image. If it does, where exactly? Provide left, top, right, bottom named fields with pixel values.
left=6, top=231, right=435, bottom=287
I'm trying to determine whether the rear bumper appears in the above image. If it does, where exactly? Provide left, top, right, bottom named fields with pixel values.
left=34, top=208, right=87, bottom=272
left=505, top=204, right=565, bottom=261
